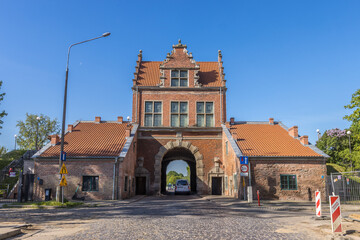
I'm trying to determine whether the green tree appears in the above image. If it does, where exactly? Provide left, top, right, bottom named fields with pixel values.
left=0, top=146, right=7, bottom=157
left=16, top=113, right=60, bottom=150
left=0, top=81, right=7, bottom=134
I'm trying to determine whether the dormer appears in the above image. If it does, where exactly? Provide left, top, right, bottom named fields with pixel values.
left=159, top=40, right=201, bottom=88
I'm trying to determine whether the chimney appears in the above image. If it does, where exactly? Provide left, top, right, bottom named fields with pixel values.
left=230, top=117, right=235, bottom=125
left=67, top=124, right=73, bottom=132
left=95, top=116, right=101, bottom=123
left=288, top=126, right=298, bottom=138
left=300, top=135, right=309, bottom=145
left=117, top=116, right=123, bottom=123
left=125, top=128, right=131, bottom=138
left=50, top=135, right=60, bottom=145
left=269, top=118, right=274, bottom=125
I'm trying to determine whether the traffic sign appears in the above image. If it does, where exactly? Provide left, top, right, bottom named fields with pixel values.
left=59, top=175, right=67, bottom=186
left=240, top=156, right=248, bottom=165
left=240, top=164, right=249, bottom=176
left=59, top=163, right=68, bottom=174
left=61, top=151, right=67, bottom=161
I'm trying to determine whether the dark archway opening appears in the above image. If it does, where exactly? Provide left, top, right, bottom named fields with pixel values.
left=161, top=147, right=197, bottom=194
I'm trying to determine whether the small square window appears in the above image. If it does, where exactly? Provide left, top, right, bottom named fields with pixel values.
left=171, top=70, right=188, bottom=87
left=82, top=176, right=99, bottom=192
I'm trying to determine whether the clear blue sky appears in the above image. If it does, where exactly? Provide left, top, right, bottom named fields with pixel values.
left=1, top=0, right=359, bottom=151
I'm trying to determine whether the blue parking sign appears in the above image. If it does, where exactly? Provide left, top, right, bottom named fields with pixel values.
left=240, top=156, right=248, bottom=164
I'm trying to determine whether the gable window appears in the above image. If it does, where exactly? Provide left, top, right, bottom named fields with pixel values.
left=144, top=101, right=162, bottom=127
left=171, top=101, right=188, bottom=127
left=171, top=70, right=188, bottom=87
left=82, top=176, right=99, bottom=192
left=196, top=102, right=214, bottom=127
left=280, top=175, right=297, bottom=190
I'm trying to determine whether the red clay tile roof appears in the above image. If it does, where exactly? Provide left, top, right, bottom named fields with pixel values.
left=136, top=61, right=222, bottom=87
left=228, top=123, right=322, bottom=157
left=40, top=122, right=131, bottom=158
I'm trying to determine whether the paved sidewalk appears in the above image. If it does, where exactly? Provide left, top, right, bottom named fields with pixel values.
left=0, top=195, right=147, bottom=239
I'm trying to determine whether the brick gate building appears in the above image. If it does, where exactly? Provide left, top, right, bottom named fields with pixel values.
left=33, top=41, right=328, bottom=201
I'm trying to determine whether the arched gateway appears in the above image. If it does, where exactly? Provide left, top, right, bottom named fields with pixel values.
left=153, top=140, right=205, bottom=194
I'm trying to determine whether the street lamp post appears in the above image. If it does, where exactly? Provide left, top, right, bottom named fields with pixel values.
left=35, top=116, right=41, bottom=151
left=14, top=134, right=17, bottom=150
left=58, top=32, right=111, bottom=203
left=316, top=129, right=321, bottom=141
left=347, top=130, right=352, bottom=171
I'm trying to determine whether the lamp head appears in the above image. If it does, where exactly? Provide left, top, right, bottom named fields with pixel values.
left=36, top=116, right=41, bottom=120
left=316, top=129, right=320, bottom=133
left=347, top=130, right=351, bottom=135
left=14, top=134, right=17, bottom=138
left=127, top=116, right=130, bottom=121
left=102, top=32, right=111, bottom=37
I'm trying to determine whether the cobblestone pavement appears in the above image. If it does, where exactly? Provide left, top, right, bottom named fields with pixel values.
left=0, top=195, right=321, bottom=240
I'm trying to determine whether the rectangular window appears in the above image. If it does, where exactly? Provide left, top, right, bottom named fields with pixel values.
left=171, top=101, right=188, bottom=127
left=144, top=101, right=162, bottom=127
left=124, top=176, right=128, bottom=191
left=226, top=141, right=228, bottom=155
left=171, top=70, right=188, bottom=87
left=82, top=176, right=99, bottom=192
left=196, top=102, right=214, bottom=127
left=280, top=175, right=297, bottom=190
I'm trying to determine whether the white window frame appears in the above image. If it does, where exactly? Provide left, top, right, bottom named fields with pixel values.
left=170, top=101, right=189, bottom=127
left=196, top=101, right=215, bottom=127
left=170, top=69, right=189, bottom=87
left=144, top=100, right=163, bottom=127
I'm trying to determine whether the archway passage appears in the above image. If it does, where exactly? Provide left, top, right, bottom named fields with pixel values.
left=161, top=147, right=197, bottom=193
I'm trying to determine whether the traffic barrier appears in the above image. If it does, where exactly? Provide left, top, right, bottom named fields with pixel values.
left=329, top=195, right=342, bottom=233
left=315, top=190, right=321, bottom=217
left=257, top=190, right=260, bottom=206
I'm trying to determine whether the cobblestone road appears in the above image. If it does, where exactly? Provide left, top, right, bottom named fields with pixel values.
left=1, top=195, right=320, bottom=240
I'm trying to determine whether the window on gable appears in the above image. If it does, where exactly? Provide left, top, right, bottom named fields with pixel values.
left=280, top=175, right=297, bottom=190
left=82, top=176, right=99, bottom=192
left=196, top=102, right=214, bottom=127
left=171, top=70, right=188, bottom=87
left=144, top=101, right=162, bottom=127
left=171, top=101, right=188, bottom=127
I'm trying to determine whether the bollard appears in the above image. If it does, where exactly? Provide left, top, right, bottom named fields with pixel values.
left=315, top=190, right=321, bottom=217
left=329, top=195, right=342, bottom=233
left=257, top=190, right=260, bottom=206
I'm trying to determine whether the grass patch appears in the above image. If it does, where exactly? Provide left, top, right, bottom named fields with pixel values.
left=5, top=201, right=83, bottom=208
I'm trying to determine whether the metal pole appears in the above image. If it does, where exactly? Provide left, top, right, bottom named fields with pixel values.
left=348, top=135, right=352, bottom=171
left=14, top=136, right=17, bottom=150
left=35, top=118, right=39, bottom=151
left=58, top=33, right=110, bottom=203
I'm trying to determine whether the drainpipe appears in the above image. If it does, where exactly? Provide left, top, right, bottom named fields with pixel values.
left=219, top=87, right=222, bottom=123
left=112, top=157, right=118, bottom=200
left=135, top=86, right=138, bottom=123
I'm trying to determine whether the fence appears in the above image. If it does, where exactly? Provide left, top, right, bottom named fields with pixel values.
left=327, top=171, right=360, bottom=204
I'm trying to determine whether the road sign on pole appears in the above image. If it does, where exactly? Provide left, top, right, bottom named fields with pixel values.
left=61, top=151, right=67, bottom=161
left=59, top=163, right=68, bottom=174
left=240, top=164, right=249, bottom=177
left=59, top=175, right=67, bottom=186
left=240, top=156, right=248, bottom=164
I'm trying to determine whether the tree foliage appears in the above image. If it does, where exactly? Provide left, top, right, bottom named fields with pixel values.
left=0, top=81, right=7, bottom=134
left=0, top=146, right=7, bottom=157
left=317, top=89, right=360, bottom=171
left=16, top=113, right=60, bottom=150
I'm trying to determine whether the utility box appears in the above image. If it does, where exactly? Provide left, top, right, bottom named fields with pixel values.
left=247, top=186, right=253, bottom=203
left=45, top=188, right=52, bottom=201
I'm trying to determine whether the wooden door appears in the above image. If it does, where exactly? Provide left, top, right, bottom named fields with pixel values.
left=212, top=177, right=222, bottom=195
left=136, top=177, right=146, bottom=195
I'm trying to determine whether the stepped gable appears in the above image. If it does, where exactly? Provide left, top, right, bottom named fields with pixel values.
left=133, top=40, right=224, bottom=87
left=227, top=121, right=322, bottom=157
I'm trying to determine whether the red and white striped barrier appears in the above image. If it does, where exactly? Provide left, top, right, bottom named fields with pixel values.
left=315, top=191, right=321, bottom=217
left=329, top=195, right=342, bottom=233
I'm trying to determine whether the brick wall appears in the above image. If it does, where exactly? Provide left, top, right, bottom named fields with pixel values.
left=250, top=158, right=327, bottom=200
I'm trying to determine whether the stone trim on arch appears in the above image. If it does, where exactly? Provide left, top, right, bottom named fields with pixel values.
left=153, top=140, right=205, bottom=193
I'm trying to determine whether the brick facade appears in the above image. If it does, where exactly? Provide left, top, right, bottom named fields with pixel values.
left=33, top=41, right=328, bottom=201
